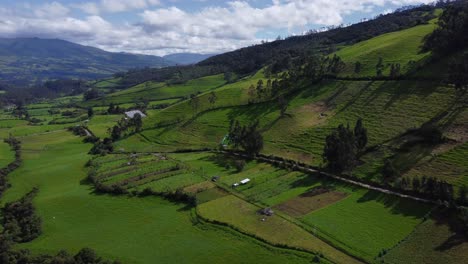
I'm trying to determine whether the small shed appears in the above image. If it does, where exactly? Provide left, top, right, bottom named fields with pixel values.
left=211, top=176, right=220, bottom=182
left=240, top=178, right=251, bottom=185
left=124, top=110, right=147, bottom=119
left=259, top=207, right=274, bottom=216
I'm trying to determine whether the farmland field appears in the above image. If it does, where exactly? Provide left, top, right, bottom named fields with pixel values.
left=1, top=4, right=468, bottom=263
left=301, top=188, right=433, bottom=261
left=384, top=214, right=468, bottom=264
left=0, top=130, right=319, bottom=264
left=198, top=195, right=360, bottom=264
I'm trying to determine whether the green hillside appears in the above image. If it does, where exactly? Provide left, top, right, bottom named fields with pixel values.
left=83, top=74, right=226, bottom=107
left=1, top=3, right=468, bottom=264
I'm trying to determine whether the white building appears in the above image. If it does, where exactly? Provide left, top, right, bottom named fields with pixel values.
left=240, top=178, right=251, bottom=185
left=124, top=110, right=147, bottom=119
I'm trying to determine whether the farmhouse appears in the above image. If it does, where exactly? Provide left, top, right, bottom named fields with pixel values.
left=124, top=110, right=146, bottom=119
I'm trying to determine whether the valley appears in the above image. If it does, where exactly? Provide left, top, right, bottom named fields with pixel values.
left=0, top=2, right=467, bottom=264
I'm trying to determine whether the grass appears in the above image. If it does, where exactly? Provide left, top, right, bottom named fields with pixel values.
left=83, top=74, right=226, bottom=107
left=197, top=195, right=360, bottom=264
left=87, top=114, right=122, bottom=138
left=301, top=187, right=433, bottom=261
left=153, top=152, right=434, bottom=263
left=384, top=217, right=468, bottom=264
left=404, top=142, right=468, bottom=187
left=0, top=139, right=14, bottom=168
left=0, top=131, right=317, bottom=264
left=335, top=22, right=435, bottom=77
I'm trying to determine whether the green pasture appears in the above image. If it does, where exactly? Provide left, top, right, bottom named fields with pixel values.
left=335, top=22, right=435, bottom=77
left=0, top=140, right=14, bottom=168
left=384, top=217, right=468, bottom=264
left=0, top=131, right=317, bottom=264
left=301, top=187, right=432, bottom=261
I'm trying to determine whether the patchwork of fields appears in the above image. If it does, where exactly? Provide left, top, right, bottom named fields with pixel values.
left=0, top=131, right=319, bottom=264
left=1, top=9, right=467, bottom=263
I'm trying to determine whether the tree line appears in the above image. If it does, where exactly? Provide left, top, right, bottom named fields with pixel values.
left=424, top=0, right=468, bottom=91
left=322, top=118, right=368, bottom=173
left=0, top=135, right=22, bottom=198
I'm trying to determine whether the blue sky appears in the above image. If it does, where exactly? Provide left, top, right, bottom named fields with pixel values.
left=0, top=0, right=433, bottom=55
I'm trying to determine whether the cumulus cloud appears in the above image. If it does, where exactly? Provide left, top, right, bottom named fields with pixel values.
left=75, top=0, right=161, bottom=14
left=0, top=0, right=435, bottom=55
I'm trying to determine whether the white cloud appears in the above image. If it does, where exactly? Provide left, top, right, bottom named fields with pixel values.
left=75, top=0, right=161, bottom=14
left=34, top=2, right=70, bottom=18
left=0, top=0, right=435, bottom=56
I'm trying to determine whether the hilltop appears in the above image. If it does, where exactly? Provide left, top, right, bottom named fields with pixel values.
left=0, top=38, right=175, bottom=85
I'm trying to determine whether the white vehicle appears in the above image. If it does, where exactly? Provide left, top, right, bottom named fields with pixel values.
left=232, top=183, right=240, bottom=187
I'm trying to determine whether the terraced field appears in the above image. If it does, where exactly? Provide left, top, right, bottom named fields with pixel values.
left=91, top=153, right=205, bottom=193
left=83, top=74, right=227, bottom=107
left=0, top=131, right=318, bottom=264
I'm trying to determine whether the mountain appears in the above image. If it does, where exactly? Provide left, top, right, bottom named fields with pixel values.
left=0, top=38, right=175, bottom=85
left=163, top=53, right=216, bottom=65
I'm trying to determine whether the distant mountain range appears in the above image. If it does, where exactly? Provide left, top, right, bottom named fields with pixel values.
left=0, top=38, right=213, bottom=85
left=164, top=53, right=216, bottom=65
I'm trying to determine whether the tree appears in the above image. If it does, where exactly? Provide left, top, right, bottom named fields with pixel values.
left=389, top=63, right=401, bottom=78
left=208, top=91, right=217, bottom=108
left=423, top=3, right=468, bottom=56
left=354, top=61, right=362, bottom=74
left=458, top=207, right=468, bottom=237
left=412, top=177, right=421, bottom=192
left=248, top=84, right=256, bottom=103
left=459, top=185, right=467, bottom=205
left=110, top=125, right=122, bottom=141
left=84, top=88, right=99, bottom=101
left=190, top=94, right=200, bottom=115
left=132, top=113, right=143, bottom=132
left=376, top=57, right=384, bottom=77
left=107, top=103, right=115, bottom=114
left=354, top=118, right=368, bottom=152
left=271, top=79, right=280, bottom=96
left=266, top=79, right=272, bottom=93
left=234, top=160, right=246, bottom=172
left=382, top=159, right=399, bottom=180
left=87, top=107, right=94, bottom=118
left=2, top=188, right=41, bottom=243
left=74, top=248, right=101, bottom=264
left=323, top=124, right=356, bottom=172
left=241, top=121, right=264, bottom=156
left=229, top=120, right=264, bottom=156
left=256, top=80, right=264, bottom=100
left=278, top=95, right=288, bottom=117
left=449, top=52, right=468, bottom=91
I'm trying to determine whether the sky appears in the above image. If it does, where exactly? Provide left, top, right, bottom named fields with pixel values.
left=0, top=0, right=434, bottom=56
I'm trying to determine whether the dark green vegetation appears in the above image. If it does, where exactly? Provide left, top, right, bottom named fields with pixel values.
left=0, top=38, right=174, bottom=85
left=1, top=1, right=468, bottom=263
